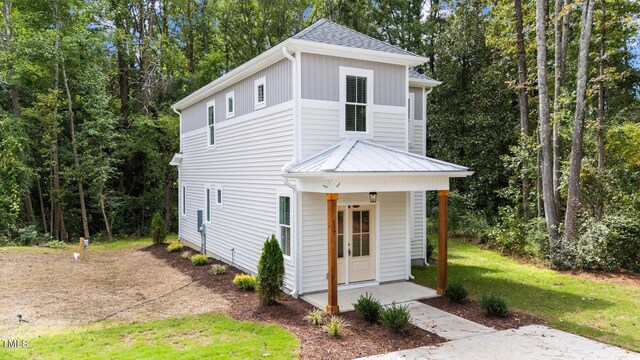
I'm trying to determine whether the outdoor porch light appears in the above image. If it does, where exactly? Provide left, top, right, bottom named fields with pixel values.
left=369, top=192, right=378, bottom=203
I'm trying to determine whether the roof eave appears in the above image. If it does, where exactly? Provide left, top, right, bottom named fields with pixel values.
left=283, top=171, right=474, bottom=178
left=409, top=78, right=443, bottom=87
left=288, top=39, right=428, bottom=66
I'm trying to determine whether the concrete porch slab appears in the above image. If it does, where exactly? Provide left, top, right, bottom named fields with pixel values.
left=301, top=282, right=437, bottom=312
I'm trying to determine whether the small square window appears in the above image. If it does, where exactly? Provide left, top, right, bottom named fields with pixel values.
left=255, top=77, right=266, bottom=110
left=225, top=91, right=234, bottom=118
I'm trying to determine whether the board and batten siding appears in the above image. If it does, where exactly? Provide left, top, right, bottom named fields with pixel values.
left=181, top=59, right=292, bottom=133
left=300, top=53, right=406, bottom=107
left=409, top=86, right=426, bottom=261
left=178, top=103, right=296, bottom=290
left=300, top=192, right=407, bottom=294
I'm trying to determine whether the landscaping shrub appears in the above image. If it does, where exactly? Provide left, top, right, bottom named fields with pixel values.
left=444, top=282, right=468, bottom=304
left=479, top=294, right=509, bottom=317
left=303, top=309, right=327, bottom=326
left=353, top=292, right=382, bottom=322
left=47, top=240, right=66, bottom=249
left=256, top=234, right=285, bottom=305
left=166, top=241, right=184, bottom=253
left=233, top=274, right=257, bottom=291
left=209, top=264, right=227, bottom=275
left=575, top=215, right=640, bottom=272
left=150, top=212, right=166, bottom=244
left=323, top=316, right=346, bottom=337
left=191, top=254, right=208, bottom=266
left=180, top=250, right=192, bottom=259
left=426, top=237, right=435, bottom=259
left=379, top=302, right=411, bottom=332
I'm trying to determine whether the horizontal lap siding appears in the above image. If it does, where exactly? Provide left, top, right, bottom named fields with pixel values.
left=378, top=192, right=407, bottom=282
left=409, top=87, right=425, bottom=260
left=411, top=191, right=425, bottom=260
left=179, top=107, right=295, bottom=290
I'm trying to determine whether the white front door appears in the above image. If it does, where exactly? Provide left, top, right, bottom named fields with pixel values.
left=336, top=205, right=376, bottom=284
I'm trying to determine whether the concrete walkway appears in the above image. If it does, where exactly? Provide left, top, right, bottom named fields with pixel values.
left=358, top=301, right=639, bottom=360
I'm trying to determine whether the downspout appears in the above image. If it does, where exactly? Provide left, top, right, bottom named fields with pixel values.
left=282, top=46, right=300, bottom=297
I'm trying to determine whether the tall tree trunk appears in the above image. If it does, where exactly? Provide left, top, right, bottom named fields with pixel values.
left=51, top=0, right=63, bottom=240
left=565, top=0, right=596, bottom=244
left=61, top=61, right=90, bottom=239
left=99, top=189, right=113, bottom=241
left=552, top=0, right=567, bottom=211
left=23, top=190, right=35, bottom=224
left=515, top=0, right=530, bottom=220
left=202, top=0, right=209, bottom=54
left=112, top=0, right=129, bottom=117
left=37, top=178, right=48, bottom=234
left=595, top=0, right=606, bottom=220
left=535, top=0, right=560, bottom=245
left=1, top=0, right=20, bottom=118
left=186, top=0, right=195, bottom=73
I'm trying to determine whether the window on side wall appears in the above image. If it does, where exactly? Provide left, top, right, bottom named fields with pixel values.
left=205, top=186, right=211, bottom=223
left=207, top=100, right=215, bottom=147
left=255, top=76, right=266, bottom=110
left=278, top=195, right=291, bottom=257
left=181, top=186, right=186, bottom=216
left=408, top=92, right=415, bottom=145
left=215, top=185, right=223, bottom=208
left=339, top=67, right=373, bottom=137
left=226, top=91, right=234, bottom=118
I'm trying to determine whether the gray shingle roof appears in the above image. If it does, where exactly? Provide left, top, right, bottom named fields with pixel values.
left=292, top=19, right=419, bottom=57
left=409, top=67, right=434, bottom=80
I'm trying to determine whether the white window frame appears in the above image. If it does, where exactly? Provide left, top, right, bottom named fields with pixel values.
left=225, top=91, right=235, bottom=118
left=276, top=188, right=293, bottom=259
left=206, top=100, right=216, bottom=148
left=407, top=92, right=415, bottom=145
left=214, top=184, right=223, bottom=208
left=181, top=185, right=186, bottom=217
left=205, top=185, right=211, bottom=223
left=339, top=66, right=374, bottom=138
left=254, top=76, right=266, bottom=110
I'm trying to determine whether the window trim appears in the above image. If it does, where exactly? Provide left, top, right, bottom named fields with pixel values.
left=205, top=185, right=211, bottom=223
left=254, top=76, right=266, bottom=110
left=181, top=185, right=186, bottom=217
left=206, top=100, right=216, bottom=148
left=276, top=189, right=294, bottom=260
left=407, top=92, right=415, bottom=145
left=225, top=91, right=235, bottom=118
left=339, top=66, right=374, bottom=138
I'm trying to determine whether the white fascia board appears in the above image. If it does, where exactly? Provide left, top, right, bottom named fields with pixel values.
left=283, top=171, right=474, bottom=178
left=290, top=174, right=454, bottom=193
left=288, top=39, right=428, bottom=67
left=409, top=78, right=442, bottom=87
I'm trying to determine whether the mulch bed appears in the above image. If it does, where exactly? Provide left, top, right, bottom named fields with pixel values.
left=421, top=296, right=544, bottom=330
left=143, top=244, right=445, bottom=359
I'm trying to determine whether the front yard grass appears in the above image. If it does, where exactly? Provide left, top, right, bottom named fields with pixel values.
left=6, top=313, right=299, bottom=359
left=412, top=237, right=640, bottom=352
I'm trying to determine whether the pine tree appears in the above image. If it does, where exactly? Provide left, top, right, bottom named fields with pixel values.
left=257, top=234, right=285, bottom=305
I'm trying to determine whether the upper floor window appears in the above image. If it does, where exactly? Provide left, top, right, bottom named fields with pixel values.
left=207, top=100, right=215, bottom=146
left=226, top=91, right=234, bottom=118
left=255, top=76, right=266, bottom=110
left=339, top=67, right=373, bottom=137
left=407, top=93, right=415, bottom=145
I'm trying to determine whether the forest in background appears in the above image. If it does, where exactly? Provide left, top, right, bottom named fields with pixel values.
left=1, top=0, right=639, bottom=271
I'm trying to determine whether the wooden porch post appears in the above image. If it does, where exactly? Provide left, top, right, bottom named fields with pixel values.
left=437, top=190, right=449, bottom=295
left=326, top=193, right=339, bottom=314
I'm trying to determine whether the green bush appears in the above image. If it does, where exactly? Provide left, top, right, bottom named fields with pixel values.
left=47, top=240, right=66, bottom=249
left=575, top=215, right=640, bottom=272
left=166, top=241, right=184, bottom=253
left=303, top=309, right=327, bottom=326
left=191, top=254, right=208, bottom=266
left=150, top=212, right=166, bottom=245
left=323, top=316, right=346, bottom=336
left=444, top=282, right=469, bottom=304
left=209, top=264, right=227, bottom=275
left=426, top=237, right=435, bottom=259
left=479, top=294, right=509, bottom=317
left=256, top=234, right=285, bottom=305
left=17, top=225, right=51, bottom=246
left=233, top=274, right=257, bottom=291
left=180, top=250, right=192, bottom=259
left=379, top=302, right=411, bottom=332
left=353, top=292, right=382, bottom=322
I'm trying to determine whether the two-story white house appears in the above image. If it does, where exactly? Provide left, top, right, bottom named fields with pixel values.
left=170, top=19, right=471, bottom=313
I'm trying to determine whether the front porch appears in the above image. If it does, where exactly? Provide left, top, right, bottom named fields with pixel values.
left=301, top=282, right=438, bottom=312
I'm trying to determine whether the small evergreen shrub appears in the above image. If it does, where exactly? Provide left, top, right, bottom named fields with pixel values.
left=426, top=237, right=435, bottom=259
left=444, top=282, right=469, bottom=304
left=17, top=225, right=51, bottom=246
left=256, top=234, right=285, bottom=305
left=209, top=264, right=227, bottom=275
left=479, top=294, right=509, bottom=317
left=191, top=254, right=208, bottom=266
left=303, top=309, right=327, bottom=326
left=233, top=274, right=257, bottom=291
left=47, top=240, right=66, bottom=249
left=150, top=212, right=166, bottom=244
left=353, top=292, right=382, bottom=322
left=379, top=302, right=411, bottom=332
left=180, top=250, right=192, bottom=260
left=166, top=241, right=184, bottom=253
left=323, top=316, right=346, bottom=337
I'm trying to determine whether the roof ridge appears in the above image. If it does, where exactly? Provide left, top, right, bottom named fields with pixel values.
left=324, top=20, right=418, bottom=57
left=292, top=18, right=327, bottom=39
left=320, top=139, right=358, bottom=171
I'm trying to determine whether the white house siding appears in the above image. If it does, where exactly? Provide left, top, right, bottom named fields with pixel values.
left=300, top=192, right=408, bottom=294
left=178, top=104, right=296, bottom=290
left=409, top=86, right=426, bottom=262
left=181, top=59, right=292, bottom=133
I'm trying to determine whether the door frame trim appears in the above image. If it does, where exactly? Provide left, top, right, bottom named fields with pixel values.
left=337, top=200, right=380, bottom=285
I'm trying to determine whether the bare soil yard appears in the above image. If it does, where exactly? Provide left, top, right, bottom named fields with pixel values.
left=0, top=244, right=228, bottom=338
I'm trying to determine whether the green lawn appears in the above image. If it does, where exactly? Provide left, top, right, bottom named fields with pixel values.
left=412, top=237, right=640, bottom=352
left=4, top=313, right=299, bottom=360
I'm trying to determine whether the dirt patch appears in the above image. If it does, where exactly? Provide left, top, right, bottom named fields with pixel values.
left=421, top=296, right=544, bottom=330
left=560, top=269, right=640, bottom=287
left=144, top=244, right=446, bottom=359
left=0, top=245, right=228, bottom=338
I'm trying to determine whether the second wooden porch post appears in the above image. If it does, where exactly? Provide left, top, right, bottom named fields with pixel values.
left=326, top=193, right=339, bottom=314
left=437, top=190, right=449, bottom=295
